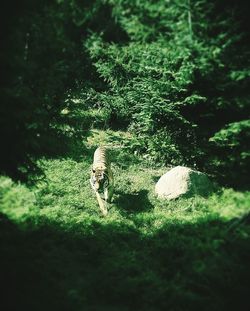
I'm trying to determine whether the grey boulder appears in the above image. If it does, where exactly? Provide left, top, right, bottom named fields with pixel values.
left=155, top=166, right=213, bottom=200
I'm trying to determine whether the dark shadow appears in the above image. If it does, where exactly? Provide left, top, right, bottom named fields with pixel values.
left=1, top=212, right=250, bottom=311
left=151, top=175, right=161, bottom=183
left=226, top=212, right=250, bottom=234
left=0, top=0, right=131, bottom=183
left=1, top=128, right=92, bottom=183
left=89, top=2, right=130, bottom=44
left=115, top=190, right=154, bottom=214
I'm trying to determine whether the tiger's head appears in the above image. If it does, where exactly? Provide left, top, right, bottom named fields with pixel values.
left=91, top=165, right=109, bottom=192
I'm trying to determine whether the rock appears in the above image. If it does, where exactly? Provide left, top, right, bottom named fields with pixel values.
left=155, top=166, right=213, bottom=200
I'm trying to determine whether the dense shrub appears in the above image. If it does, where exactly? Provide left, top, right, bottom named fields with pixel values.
left=1, top=0, right=249, bottom=185
left=208, top=120, right=250, bottom=187
left=83, top=0, right=250, bottom=184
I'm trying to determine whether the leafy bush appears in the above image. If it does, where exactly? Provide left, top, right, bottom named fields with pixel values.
left=82, top=0, right=250, bottom=184
left=0, top=176, right=37, bottom=224
left=208, top=120, right=250, bottom=187
left=1, top=0, right=249, bottom=185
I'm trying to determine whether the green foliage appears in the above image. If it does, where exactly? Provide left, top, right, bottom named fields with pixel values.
left=85, top=33, right=200, bottom=164
left=1, top=0, right=249, bottom=185
left=1, top=1, right=250, bottom=309
left=208, top=120, right=250, bottom=187
left=210, top=120, right=250, bottom=148
left=0, top=0, right=94, bottom=175
left=82, top=0, right=249, bottom=184
left=0, top=176, right=36, bottom=224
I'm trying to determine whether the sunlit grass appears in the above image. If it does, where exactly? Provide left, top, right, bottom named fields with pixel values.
left=1, top=155, right=250, bottom=233
left=1, top=129, right=250, bottom=310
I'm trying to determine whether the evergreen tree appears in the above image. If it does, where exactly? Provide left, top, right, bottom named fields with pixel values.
left=1, top=0, right=249, bottom=186
left=84, top=0, right=250, bottom=186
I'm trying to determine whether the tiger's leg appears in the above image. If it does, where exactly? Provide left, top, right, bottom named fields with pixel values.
left=104, top=187, right=109, bottom=202
left=104, top=184, right=114, bottom=203
left=105, top=170, right=114, bottom=203
left=90, top=178, right=95, bottom=191
left=95, top=191, right=108, bottom=216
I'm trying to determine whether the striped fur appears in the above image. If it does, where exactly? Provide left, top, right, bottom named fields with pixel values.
left=90, top=146, right=114, bottom=205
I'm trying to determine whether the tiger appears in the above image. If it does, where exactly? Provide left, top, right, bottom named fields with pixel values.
left=90, top=146, right=114, bottom=215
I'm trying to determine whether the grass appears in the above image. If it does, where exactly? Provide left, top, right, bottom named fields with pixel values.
left=1, top=129, right=250, bottom=311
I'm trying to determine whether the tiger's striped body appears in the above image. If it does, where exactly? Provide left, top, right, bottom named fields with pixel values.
left=90, top=147, right=114, bottom=209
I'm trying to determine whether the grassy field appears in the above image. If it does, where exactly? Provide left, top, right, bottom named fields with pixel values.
left=1, top=130, right=250, bottom=311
